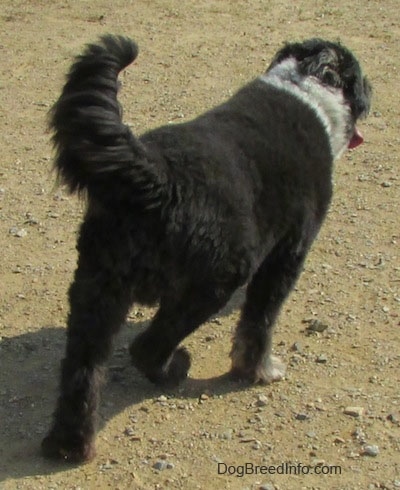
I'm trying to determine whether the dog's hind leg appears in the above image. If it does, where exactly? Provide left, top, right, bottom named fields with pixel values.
left=42, top=260, right=132, bottom=463
left=230, top=229, right=314, bottom=384
left=130, top=285, right=232, bottom=387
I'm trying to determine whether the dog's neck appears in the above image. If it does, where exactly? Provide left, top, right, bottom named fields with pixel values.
left=260, top=58, right=351, bottom=160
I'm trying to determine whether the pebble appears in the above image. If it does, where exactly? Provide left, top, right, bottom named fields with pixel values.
left=316, top=354, right=328, bottom=363
left=256, top=394, right=269, bottom=407
left=334, top=437, right=346, bottom=444
left=344, top=406, right=364, bottom=417
left=361, top=445, right=379, bottom=457
left=291, top=342, right=302, bottom=353
left=100, top=459, right=119, bottom=470
left=304, top=319, right=329, bottom=334
left=219, top=429, right=233, bottom=440
left=259, top=484, right=275, bottom=490
left=9, top=227, right=27, bottom=237
left=295, top=413, right=309, bottom=421
left=124, top=427, right=135, bottom=437
left=352, top=427, right=366, bottom=444
left=387, top=413, right=399, bottom=425
left=153, top=460, right=174, bottom=471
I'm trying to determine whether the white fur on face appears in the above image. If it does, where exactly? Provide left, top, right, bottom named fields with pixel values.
left=259, top=58, right=351, bottom=160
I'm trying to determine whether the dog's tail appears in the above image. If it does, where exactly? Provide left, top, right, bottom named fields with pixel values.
left=50, top=35, right=165, bottom=206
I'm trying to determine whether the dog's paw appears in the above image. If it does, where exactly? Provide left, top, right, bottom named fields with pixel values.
left=254, top=355, right=286, bottom=384
left=41, top=431, right=96, bottom=464
left=131, top=337, right=191, bottom=388
left=230, top=355, right=286, bottom=384
left=164, top=346, right=191, bottom=384
left=145, top=347, right=191, bottom=388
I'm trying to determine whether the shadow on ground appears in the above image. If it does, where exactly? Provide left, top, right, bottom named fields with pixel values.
left=0, top=290, right=247, bottom=480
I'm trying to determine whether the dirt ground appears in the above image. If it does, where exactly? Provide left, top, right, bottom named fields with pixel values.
left=0, top=0, right=399, bottom=489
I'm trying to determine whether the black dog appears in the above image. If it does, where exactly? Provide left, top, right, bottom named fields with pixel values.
left=42, top=35, right=371, bottom=462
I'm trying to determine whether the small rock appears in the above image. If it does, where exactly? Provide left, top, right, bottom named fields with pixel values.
left=9, top=227, right=27, bottom=237
left=352, top=427, right=366, bottom=443
left=291, top=342, right=302, bottom=353
left=124, top=427, right=135, bottom=437
left=387, top=413, right=399, bottom=425
left=316, top=354, right=328, bottom=364
left=100, top=459, right=119, bottom=470
left=311, top=459, right=326, bottom=467
left=256, top=394, right=269, bottom=407
left=361, top=445, right=379, bottom=457
left=157, top=395, right=168, bottom=403
left=334, top=437, right=346, bottom=444
left=305, top=319, right=329, bottom=333
left=24, top=213, right=39, bottom=225
left=347, top=451, right=360, bottom=459
left=153, top=460, right=173, bottom=471
left=344, top=406, right=364, bottom=418
left=219, top=429, right=233, bottom=440
left=259, top=484, right=275, bottom=490
left=199, top=393, right=209, bottom=401
left=240, top=437, right=257, bottom=443
left=295, top=413, right=309, bottom=421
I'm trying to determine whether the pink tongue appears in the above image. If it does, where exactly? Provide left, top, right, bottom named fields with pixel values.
left=348, top=127, right=364, bottom=149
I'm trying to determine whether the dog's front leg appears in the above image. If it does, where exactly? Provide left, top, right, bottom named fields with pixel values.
left=230, top=232, right=312, bottom=384
left=42, top=264, right=132, bottom=463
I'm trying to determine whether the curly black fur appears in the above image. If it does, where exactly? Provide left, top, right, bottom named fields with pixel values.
left=42, top=35, right=371, bottom=462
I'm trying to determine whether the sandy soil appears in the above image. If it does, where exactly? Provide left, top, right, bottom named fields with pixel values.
left=0, top=1, right=399, bottom=489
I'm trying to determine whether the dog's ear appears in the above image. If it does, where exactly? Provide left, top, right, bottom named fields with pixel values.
left=267, top=39, right=343, bottom=87
left=298, top=48, right=343, bottom=88
left=361, top=76, right=372, bottom=116
left=343, top=73, right=372, bottom=119
left=267, top=41, right=312, bottom=70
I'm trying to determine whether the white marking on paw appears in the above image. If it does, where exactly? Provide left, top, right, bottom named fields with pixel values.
left=255, top=355, right=286, bottom=384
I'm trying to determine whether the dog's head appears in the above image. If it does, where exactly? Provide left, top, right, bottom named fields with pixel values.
left=268, top=39, right=372, bottom=149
